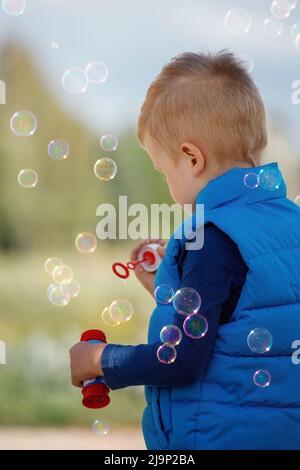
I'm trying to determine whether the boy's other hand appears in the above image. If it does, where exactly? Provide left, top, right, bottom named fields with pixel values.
left=130, top=239, right=166, bottom=297
left=69, top=341, right=106, bottom=388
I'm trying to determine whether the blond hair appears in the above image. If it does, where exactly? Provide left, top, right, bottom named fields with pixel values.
left=137, top=50, right=267, bottom=165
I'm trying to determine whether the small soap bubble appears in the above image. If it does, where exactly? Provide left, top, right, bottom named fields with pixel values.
left=173, top=287, right=201, bottom=316
left=160, top=325, right=182, bottom=346
left=94, top=158, right=117, bottom=181
left=183, top=314, right=208, bottom=339
left=52, top=265, right=73, bottom=284
left=51, top=42, right=59, bottom=49
left=75, top=232, right=97, bottom=253
left=247, top=328, right=273, bottom=353
left=253, top=369, right=272, bottom=388
left=62, top=67, right=88, bottom=94
left=100, top=134, right=118, bottom=151
left=18, top=169, right=38, bottom=188
left=48, top=284, right=70, bottom=307
left=61, top=278, right=80, bottom=298
left=48, top=140, right=70, bottom=160
left=244, top=173, right=259, bottom=189
left=263, top=17, right=283, bottom=37
left=154, top=285, right=174, bottom=304
left=85, top=61, right=108, bottom=84
left=44, top=257, right=63, bottom=275
left=259, top=168, right=282, bottom=191
left=157, top=343, right=177, bottom=364
left=2, top=0, right=26, bottom=15
left=224, top=8, right=252, bottom=35
left=271, top=0, right=292, bottom=19
left=294, top=195, right=300, bottom=206
left=10, top=111, right=37, bottom=137
left=92, top=419, right=110, bottom=437
left=101, top=306, right=119, bottom=327
left=109, top=299, right=134, bottom=323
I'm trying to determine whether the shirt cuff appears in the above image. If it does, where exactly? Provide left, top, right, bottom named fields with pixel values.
left=101, top=343, right=137, bottom=390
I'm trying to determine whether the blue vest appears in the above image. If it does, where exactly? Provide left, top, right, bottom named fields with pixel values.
left=142, top=162, right=300, bottom=450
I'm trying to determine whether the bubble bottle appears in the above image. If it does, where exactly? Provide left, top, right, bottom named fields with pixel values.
left=112, top=243, right=162, bottom=279
left=80, top=330, right=110, bottom=409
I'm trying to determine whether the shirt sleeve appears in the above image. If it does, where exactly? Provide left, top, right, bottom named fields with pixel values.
left=102, top=224, right=247, bottom=390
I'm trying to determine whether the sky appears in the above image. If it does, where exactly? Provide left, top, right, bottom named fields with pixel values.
left=0, top=0, right=300, bottom=146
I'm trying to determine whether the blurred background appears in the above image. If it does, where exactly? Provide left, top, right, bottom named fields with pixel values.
left=0, top=0, right=300, bottom=449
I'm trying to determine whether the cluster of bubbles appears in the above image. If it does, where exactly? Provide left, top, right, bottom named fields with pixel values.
left=224, top=2, right=300, bottom=47
left=92, top=418, right=110, bottom=437
left=2, top=0, right=26, bottom=16
left=62, top=61, right=108, bottom=94
left=101, top=298, right=134, bottom=327
left=94, top=135, right=118, bottom=182
left=10, top=111, right=39, bottom=189
left=243, top=168, right=282, bottom=191
left=155, top=286, right=208, bottom=364
left=45, top=257, right=80, bottom=307
left=247, top=328, right=273, bottom=388
left=75, top=232, right=98, bottom=254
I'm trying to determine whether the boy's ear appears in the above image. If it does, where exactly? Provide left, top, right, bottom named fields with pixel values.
left=180, top=142, right=205, bottom=175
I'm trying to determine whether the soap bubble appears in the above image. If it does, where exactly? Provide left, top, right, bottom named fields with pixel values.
left=243, top=173, right=259, bottom=190
left=10, top=111, right=37, bottom=137
left=44, top=257, right=63, bottom=275
left=85, top=61, right=108, bottom=84
left=157, top=343, right=177, bottom=364
left=101, top=306, right=119, bottom=327
left=259, top=168, right=282, bottom=191
left=247, top=328, right=273, bottom=353
left=183, top=314, right=208, bottom=339
left=94, top=158, right=117, bottom=181
left=154, top=285, right=174, bottom=304
left=173, top=287, right=201, bottom=316
left=263, top=17, right=283, bottom=37
left=18, top=169, right=38, bottom=188
left=224, top=8, right=252, bottom=35
left=48, top=140, right=70, bottom=160
left=47, top=284, right=70, bottom=307
left=100, top=134, right=118, bottom=151
left=253, top=369, right=272, bottom=388
left=109, top=299, right=134, bottom=323
left=60, top=278, right=80, bottom=298
left=51, top=41, right=59, bottom=49
left=160, top=325, right=182, bottom=346
left=92, top=419, right=109, bottom=437
left=62, top=67, right=88, bottom=94
left=52, top=265, right=73, bottom=284
left=2, top=0, right=26, bottom=15
left=271, top=0, right=292, bottom=19
left=75, top=232, right=97, bottom=253
left=294, top=195, right=300, bottom=206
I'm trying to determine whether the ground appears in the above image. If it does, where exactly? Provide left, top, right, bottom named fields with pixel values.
left=0, top=427, right=146, bottom=450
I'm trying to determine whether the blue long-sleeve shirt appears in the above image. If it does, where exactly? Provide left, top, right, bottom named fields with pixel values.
left=102, top=223, right=248, bottom=389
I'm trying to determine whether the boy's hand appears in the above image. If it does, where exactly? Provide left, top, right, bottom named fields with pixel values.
left=69, top=341, right=106, bottom=388
left=130, top=239, right=166, bottom=297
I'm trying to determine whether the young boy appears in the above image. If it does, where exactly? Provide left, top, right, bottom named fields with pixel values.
left=70, top=51, right=300, bottom=450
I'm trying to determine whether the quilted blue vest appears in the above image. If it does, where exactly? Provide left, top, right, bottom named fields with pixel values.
left=142, top=162, right=300, bottom=450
